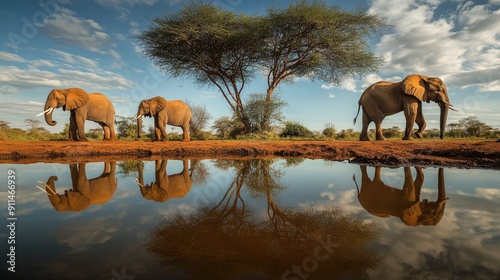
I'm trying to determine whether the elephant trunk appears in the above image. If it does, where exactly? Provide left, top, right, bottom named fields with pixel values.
left=439, top=103, right=449, bottom=139
left=437, top=168, right=446, bottom=201
left=44, top=102, right=57, bottom=126
left=43, top=175, right=59, bottom=197
left=136, top=115, right=143, bottom=139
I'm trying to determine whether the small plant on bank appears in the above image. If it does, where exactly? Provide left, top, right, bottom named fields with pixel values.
left=280, top=121, right=314, bottom=138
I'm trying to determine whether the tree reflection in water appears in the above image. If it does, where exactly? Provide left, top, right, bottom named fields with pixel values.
left=147, top=159, right=380, bottom=280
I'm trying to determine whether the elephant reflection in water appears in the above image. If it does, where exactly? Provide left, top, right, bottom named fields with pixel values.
left=38, top=162, right=117, bottom=212
left=353, top=165, right=447, bottom=226
left=135, top=159, right=192, bottom=202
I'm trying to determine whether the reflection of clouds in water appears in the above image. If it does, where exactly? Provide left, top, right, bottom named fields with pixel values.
left=113, top=189, right=137, bottom=199
left=367, top=192, right=500, bottom=279
left=157, top=203, right=196, bottom=218
left=475, top=188, right=500, bottom=200
left=56, top=217, right=120, bottom=253
left=296, top=185, right=500, bottom=279
left=300, top=190, right=362, bottom=214
left=320, top=191, right=335, bottom=200
left=140, top=215, right=154, bottom=225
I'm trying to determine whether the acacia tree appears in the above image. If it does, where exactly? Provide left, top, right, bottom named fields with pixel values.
left=259, top=1, right=385, bottom=130
left=138, top=3, right=264, bottom=133
left=244, top=92, right=287, bottom=133
left=138, top=1, right=385, bottom=134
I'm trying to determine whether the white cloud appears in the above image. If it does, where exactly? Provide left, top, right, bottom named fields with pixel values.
left=0, top=64, right=134, bottom=91
left=40, top=8, right=113, bottom=51
left=328, top=93, right=335, bottom=98
left=39, top=8, right=124, bottom=66
left=368, top=0, right=500, bottom=91
left=30, top=59, right=56, bottom=68
left=0, top=51, right=25, bottom=62
left=95, top=0, right=158, bottom=20
left=0, top=101, right=44, bottom=115
left=0, top=65, right=62, bottom=88
left=95, top=0, right=157, bottom=8
left=322, top=77, right=358, bottom=91
left=49, top=49, right=99, bottom=69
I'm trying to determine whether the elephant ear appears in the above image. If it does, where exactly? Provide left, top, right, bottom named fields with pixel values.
left=65, top=88, right=90, bottom=110
left=66, top=191, right=91, bottom=211
left=401, top=202, right=423, bottom=226
left=48, top=195, right=71, bottom=212
left=401, top=74, right=428, bottom=102
left=150, top=97, right=166, bottom=116
left=152, top=182, right=169, bottom=202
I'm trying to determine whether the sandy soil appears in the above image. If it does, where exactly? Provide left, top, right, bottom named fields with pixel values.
left=1, top=139, right=499, bottom=169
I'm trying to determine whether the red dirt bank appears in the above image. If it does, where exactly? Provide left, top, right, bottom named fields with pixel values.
left=0, top=140, right=499, bottom=169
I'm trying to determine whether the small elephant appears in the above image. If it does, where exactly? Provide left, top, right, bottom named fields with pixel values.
left=136, top=159, right=192, bottom=203
left=134, top=96, right=191, bottom=141
left=353, top=165, right=447, bottom=226
left=39, top=88, right=117, bottom=141
left=38, top=162, right=118, bottom=212
left=353, top=74, right=457, bottom=141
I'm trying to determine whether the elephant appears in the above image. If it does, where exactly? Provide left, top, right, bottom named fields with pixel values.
left=136, top=159, right=192, bottom=203
left=134, top=96, right=191, bottom=141
left=353, top=74, right=457, bottom=141
left=353, top=165, right=447, bottom=226
left=38, top=162, right=117, bottom=212
left=38, top=88, right=117, bottom=141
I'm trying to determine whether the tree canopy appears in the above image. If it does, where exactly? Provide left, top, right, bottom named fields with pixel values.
left=138, top=0, right=386, bottom=134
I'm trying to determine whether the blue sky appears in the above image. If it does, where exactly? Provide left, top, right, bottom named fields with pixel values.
left=1, top=0, right=499, bottom=134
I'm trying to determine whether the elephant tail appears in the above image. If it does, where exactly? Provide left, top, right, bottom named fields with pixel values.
left=352, top=174, right=360, bottom=194
left=353, top=104, right=361, bottom=125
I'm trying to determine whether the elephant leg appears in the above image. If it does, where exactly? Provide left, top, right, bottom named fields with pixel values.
left=374, top=119, right=386, bottom=141
left=413, top=167, right=424, bottom=199
left=402, top=103, right=418, bottom=140
left=414, top=103, right=426, bottom=139
left=103, top=162, right=111, bottom=175
left=74, top=111, right=88, bottom=141
left=69, top=164, right=79, bottom=189
left=108, top=122, right=118, bottom=141
left=182, top=123, right=190, bottom=142
left=402, top=167, right=417, bottom=201
left=374, top=166, right=382, bottom=182
left=69, top=111, right=78, bottom=141
left=99, top=122, right=110, bottom=140
left=153, top=117, right=162, bottom=141
left=359, top=111, right=371, bottom=141
left=360, top=165, right=371, bottom=183
left=155, top=117, right=168, bottom=141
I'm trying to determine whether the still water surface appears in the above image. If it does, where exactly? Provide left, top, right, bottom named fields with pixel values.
left=1, top=159, right=499, bottom=279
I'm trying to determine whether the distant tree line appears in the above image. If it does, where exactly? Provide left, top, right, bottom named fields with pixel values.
left=1, top=114, right=497, bottom=141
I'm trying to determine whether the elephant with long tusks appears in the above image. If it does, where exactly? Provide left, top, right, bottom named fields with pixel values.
left=353, top=74, right=458, bottom=141
left=37, top=88, right=117, bottom=141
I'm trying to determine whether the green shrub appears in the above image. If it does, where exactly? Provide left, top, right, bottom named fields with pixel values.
left=280, top=121, right=313, bottom=138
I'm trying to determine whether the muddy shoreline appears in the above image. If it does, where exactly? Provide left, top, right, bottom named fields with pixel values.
left=1, top=140, right=499, bottom=169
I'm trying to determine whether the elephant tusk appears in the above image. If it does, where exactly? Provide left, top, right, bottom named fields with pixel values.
left=134, top=178, right=146, bottom=188
left=36, top=180, right=57, bottom=195
left=35, top=185, right=49, bottom=194
left=36, top=107, right=54, bottom=117
left=133, top=114, right=142, bottom=120
left=449, top=107, right=459, bottom=112
left=442, top=100, right=453, bottom=107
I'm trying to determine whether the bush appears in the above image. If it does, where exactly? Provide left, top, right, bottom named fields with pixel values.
left=322, top=122, right=336, bottom=139
left=280, top=121, right=313, bottom=138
